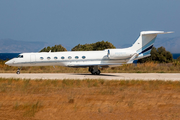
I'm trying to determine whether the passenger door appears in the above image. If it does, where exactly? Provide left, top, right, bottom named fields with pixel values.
left=30, top=55, right=36, bottom=64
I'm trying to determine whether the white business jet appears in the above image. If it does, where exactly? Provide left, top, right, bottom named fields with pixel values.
left=5, top=31, right=172, bottom=75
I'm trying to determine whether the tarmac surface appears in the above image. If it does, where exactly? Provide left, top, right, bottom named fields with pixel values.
left=0, top=73, right=180, bottom=80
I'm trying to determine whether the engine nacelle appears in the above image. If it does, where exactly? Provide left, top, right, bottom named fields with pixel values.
left=107, top=49, right=134, bottom=59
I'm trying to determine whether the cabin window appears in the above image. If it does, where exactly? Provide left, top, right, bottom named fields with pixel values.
left=40, top=57, right=44, bottom=60
left=54, top=57, right=58, bottom=60
left=68, top=56, right=72, bottom=59
left=61, top=56, right=65, bottom=59
left=47, top=57, right=51, bottom=60
left=82, top=56, right=86, bottom=59
left=75, top=56, right=79, bottom=59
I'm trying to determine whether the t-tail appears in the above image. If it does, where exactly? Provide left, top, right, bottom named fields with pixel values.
left=128, top=31, right=173, bottom=62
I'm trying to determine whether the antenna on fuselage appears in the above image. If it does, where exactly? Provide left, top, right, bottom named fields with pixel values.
left=49, top=50, right=51, bottom=53
left=107, top=50, right=110, bottom=58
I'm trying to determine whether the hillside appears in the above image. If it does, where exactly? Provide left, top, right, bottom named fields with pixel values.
left=155, top=37, right=180, bottom=53
left=0, top=39, right=47, bottom=53
left=0, top=37, right=179, bottom=53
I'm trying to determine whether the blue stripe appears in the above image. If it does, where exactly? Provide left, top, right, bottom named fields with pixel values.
left=137, top=37, right=156, bottom=53
left=142, top=49, right=151, bottom=55
left=137, top=49, right=151, bottom=58
left=139, top=45, right=153, bottom=54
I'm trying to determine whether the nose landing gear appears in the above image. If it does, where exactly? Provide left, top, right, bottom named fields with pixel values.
left=89, top=66, right=101, bottom=75
left=16, top=67, right=21, bottom=74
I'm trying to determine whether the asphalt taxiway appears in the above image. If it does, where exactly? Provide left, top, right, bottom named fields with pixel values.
left=0, top=73, right=180, bottom=80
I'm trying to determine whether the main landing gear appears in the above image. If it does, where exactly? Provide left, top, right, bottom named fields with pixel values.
left=89, top=66, right=101, bottom=75
left=16, top=67, right=21, bottom=74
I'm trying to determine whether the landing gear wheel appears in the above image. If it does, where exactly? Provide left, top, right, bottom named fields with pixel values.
left=16, top=71, right=20, bottom=74
left=91, top=70, right=96, bottom=75
left=16, top=67, right=21, bottom=74
left=89, top=67, right=93, bottom=73
left=89, top=66, right=101, bottom=75
left=96, top=70, right=101, bottom=75
left=91, top=70, right=101, bottom=75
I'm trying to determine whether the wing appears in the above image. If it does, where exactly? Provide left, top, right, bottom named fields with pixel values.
left=67, top=62, right=123, bottom=68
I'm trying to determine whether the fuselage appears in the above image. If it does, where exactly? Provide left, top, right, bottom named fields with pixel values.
left=5, top=48, right=135, bottom=67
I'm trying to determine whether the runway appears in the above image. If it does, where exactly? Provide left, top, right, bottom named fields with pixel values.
left=0, top=73, right=180, bottom=80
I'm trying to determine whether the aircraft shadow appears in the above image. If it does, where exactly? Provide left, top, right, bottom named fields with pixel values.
left=70, top=73, right=120, bottom=77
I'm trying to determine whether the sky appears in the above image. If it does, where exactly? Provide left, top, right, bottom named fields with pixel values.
left=0, top=0, right=179, bottom=49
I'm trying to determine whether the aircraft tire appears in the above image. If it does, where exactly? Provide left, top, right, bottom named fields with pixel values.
left=16, top=71, right=20, bottom=74
left=91, top=71, right=96, bottom=75
left=96, top=70, right=101, bottom=75
left=91, top=70, right=94, bottom=74
left=91, top=70, right=101, bottom=75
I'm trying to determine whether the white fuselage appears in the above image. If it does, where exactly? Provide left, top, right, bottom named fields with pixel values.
left=5, top=48, right=135, bottom=67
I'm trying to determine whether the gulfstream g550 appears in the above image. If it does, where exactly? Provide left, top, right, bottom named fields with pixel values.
left=5, top=31, right=173, bottom=75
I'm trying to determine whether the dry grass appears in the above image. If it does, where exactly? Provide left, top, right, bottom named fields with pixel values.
left=1, top=60, right=180, bottom=73
left=0, top=78, right=180, bottom=119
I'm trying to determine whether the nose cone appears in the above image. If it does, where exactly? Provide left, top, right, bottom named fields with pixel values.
left=5, top=60, right=14, bottom=66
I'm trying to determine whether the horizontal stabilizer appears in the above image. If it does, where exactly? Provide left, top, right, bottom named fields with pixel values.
left=134, top=54, right=151, bottom=60
left=127, top=53, right=138, bottom=64
left=140, top=31, right=173, bottom=35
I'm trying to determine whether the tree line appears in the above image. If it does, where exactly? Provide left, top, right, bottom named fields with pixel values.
left=137, top=46, right=173, bottom=63
left=40, top=41, right=115, bottom=52
left=40, top=41, right=178, bottom=63
left=40, top=45, right=67, bottom=52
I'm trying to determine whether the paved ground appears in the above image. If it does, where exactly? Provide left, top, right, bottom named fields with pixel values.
left=0, top=73, right=180, bottom=80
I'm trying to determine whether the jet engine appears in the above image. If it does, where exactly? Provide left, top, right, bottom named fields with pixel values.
left=107, top=49, right=133, bottom=59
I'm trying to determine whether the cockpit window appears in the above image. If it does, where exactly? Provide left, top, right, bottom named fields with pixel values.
left=17, top=55, right=23, bottom=58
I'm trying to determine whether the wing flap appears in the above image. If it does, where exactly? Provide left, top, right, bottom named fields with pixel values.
left=67, top=63, right=122, bottom=67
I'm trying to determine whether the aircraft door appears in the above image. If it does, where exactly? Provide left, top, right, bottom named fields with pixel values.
left=30, top=55, right=36, bottom=63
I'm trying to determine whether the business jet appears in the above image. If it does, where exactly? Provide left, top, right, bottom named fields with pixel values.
left=5, top=31, right=172, bottom=75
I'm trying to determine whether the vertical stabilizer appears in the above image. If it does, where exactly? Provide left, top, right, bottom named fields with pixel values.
left=131, top=31, right=173, bottom=55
